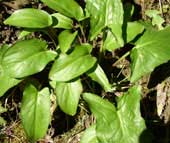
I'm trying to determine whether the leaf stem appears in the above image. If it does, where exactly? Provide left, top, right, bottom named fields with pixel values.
left=79, top=24, right=86, bottom=43
left=112, top=51, right=130, bottom=66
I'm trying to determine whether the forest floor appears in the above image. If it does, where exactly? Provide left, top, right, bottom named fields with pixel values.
left=1, top=0, right=170, bottom=143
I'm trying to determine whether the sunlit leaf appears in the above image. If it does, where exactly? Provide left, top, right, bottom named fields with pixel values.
left=87, top=64, right=112, bottom=92
left=83, top=86, right=146, bottom=143
left=126, top=21, right=144, bottom=43
left=4, top=8, right=52, bottom=28
left=40, top=0, right=84, bottom=21
left=80, top=124, right=98, bottom=143
left=130, top=26, right=170, bottom=82
left=145, top=10, right=164, bottom=30
left=49, top=44, right=96, bottom=81
left=1, top=39, right=57, bottom=78
left=51, top=13, right=73, bottom=29
left=58, top=30, right=78, bottom=53
left=55, top=79, right=83, bottom=116
left=103, top=30, right=121, bottom=51
left=21, top=84, right=51, bottom=142
left=0, top=44, right=22, bottom=97
left=86, top=0, right=124, bottom=46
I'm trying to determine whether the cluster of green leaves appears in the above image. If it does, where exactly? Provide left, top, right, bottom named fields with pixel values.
left=1, top=0, right=170, bottom=142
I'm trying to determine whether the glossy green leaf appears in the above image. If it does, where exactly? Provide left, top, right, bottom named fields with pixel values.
left=83, top=86, right=146, bottom=143
left=55, top=79, right=82, bottom=116
left=40, top=0, right=84, bottom=21
left=21, top=84, right=51, bottom=142
left=130, top=26, right=170, bottom=82
left=88, top=64, right=112, bottom=92
left=86, top=0, right=124, bottom=46
left=49, top=44, right=96, bottom=81
left=0, top=44, right=22, bottom=97
left=1, top=39, right=57, bottom=78
left=103, top=30, right=121, bottom=51
left=126, top=21, right=144, bottom=43
left=80, top=125, right=98, bottom=143
left=4, top=8, right=52, bottom=28
left=58, top=30, right=78, bottom=53
left=51, top=13, right=73, bottom=29
left=0, top=74, right=21, bottom=97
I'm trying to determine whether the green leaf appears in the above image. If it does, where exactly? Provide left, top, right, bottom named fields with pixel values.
left=83, top=86, right=146, bottom=143
left=103, top=30, right=121, bottom=51
left=40, top=0, right=84, bottom=21
left=49, top=44, right=96, bottom=81
left=130, top=26, right=170, bottom=82
left=4, top=8, right=52, bottom=28
left=86, top=0, right=124, bottom=46
left=87, top=64, right=112, bottom=92
left=55, top=79, right=82, bottom=116
left=21, top=84, right=51, bottom=142
left=1, top=39, right=57, bottom=78
left=0, top=44, right=22, bottom=97
left=58, top=30, right=78, bottom=53
left=126, top=21, right=144, bottom=43
left=80, top=125, right=98, bottom=143
left=18, top=30, right=32, bottom=39
left=145, top=10, right=165, bottom=30
left=51, top=13, right=73, bottom=29
left=0, top=74, right=21, bottom=97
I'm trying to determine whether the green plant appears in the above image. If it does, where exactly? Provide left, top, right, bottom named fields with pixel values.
left=1, top=0, right=170, bottom=142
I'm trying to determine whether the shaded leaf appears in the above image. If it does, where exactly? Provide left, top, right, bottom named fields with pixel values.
left=83, top=86, right=146, bottom=143
left=130, top=27, right=170, bottom=82
left=88, top=64, right=112, bottom=92
left=21, top=84, right=51, bottom=142
left=40, top=0, right=84, bottom=21
left=86, top=0, right=124, bottom=46
left=52, top=13, right=73, bottom=29
left=80, top=124, right=98, bottom=143
left=55, top=79, right=82, bottom=116
left=58, top=30, right=78, bottom=53
left=4, top=8, right=52, bottom=28
left=49, top=44, right=96, bottom=81
left=1, top=39, right=57, bottom=78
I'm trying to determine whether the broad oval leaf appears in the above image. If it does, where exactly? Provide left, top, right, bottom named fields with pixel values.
left=83, top=86, right=147, bottom=143
left=130, top=26, right=170, bottom=82
left=86, top=0, right=124, bottom=46
left=40, top=0, right=84, bottom=21
left=4, top=8, right=52, bottom=28
left=55, top=79, right=83, bottom=116
left=0, top=44, right=22, bottom=97
left=52, top=13, right=73, bottom=29
left=58, top=30, right=78, bottom=53
left=49, top=44, right=96, bottom=81
left=80, top=125, right=98, bottom=143
left=87, top=64, right=112, bottom=92
left=1, top=39, right=57, bottom=78
left=21, top=84, right=51, bottom=142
